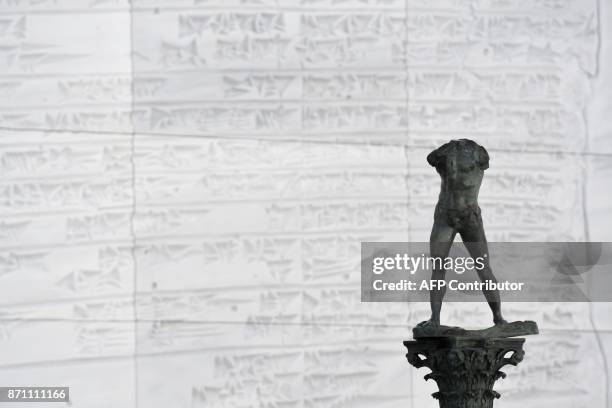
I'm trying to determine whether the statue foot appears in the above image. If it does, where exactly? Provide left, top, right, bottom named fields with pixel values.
left=416, top=318, right=440, bottom=329
left=494, top=317, right=508, bottom=326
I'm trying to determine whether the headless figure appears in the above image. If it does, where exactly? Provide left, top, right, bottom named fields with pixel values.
left=419, top=139, right=506, bottom=328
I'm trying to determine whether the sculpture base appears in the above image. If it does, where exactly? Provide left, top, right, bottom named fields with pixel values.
left=413, top=320, right=538, bottom=339
left=405, top=322, right=538, bottom=408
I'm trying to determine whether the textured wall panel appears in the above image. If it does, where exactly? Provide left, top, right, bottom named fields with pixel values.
left=0, top=2, right=132, bottom=133
left=0, top=0, right=609, bottom=407
left=0, top=129, right=135, bottom=372
left=132, top=135, right=411, bottom=406
left=0, top=358, right=134, bottom=408
left=131, top=2, right=409, bottom=143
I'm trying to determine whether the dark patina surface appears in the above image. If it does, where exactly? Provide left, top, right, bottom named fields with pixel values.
left=405, top=140, right=539, bottom=408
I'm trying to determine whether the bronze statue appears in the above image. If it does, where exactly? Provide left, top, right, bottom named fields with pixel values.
left=405, top=139, right=538, bottom=408
left=418, top=139, right=506, bottom=329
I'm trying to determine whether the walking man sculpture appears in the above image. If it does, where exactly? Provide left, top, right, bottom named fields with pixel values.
left=406, top=140, right=538, bottom=408
left=418, top=139, right=507, bottom=329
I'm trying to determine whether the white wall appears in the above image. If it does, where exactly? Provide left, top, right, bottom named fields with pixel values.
left=0, top=1, right=610, bottom=407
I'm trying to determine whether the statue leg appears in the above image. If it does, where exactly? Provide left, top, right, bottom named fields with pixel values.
left=459, top=222, right=507, bottom=325
left=424, top=220, right=456, bottom=327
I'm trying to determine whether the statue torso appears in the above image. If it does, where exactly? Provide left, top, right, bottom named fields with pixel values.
left=428, top=140, right=489, bottom=226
